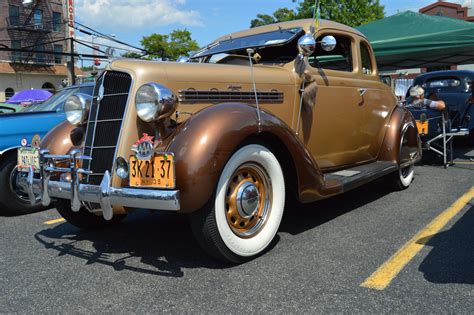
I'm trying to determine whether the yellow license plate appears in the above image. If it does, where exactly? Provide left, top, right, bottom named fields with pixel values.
left=129, top=154, right=175, bottom=189
left=17, top=147, right=40, bottom=172
left=416, top=120, right=429, bottom=135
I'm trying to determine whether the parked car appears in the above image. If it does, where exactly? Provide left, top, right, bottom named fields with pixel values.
left=0, top=83, right=94, bottom=215
left=406, top=70, right=474, bottom=141
left=20, top=20, right=421, bottom=262
left=0, top=103, right=24, bottom=114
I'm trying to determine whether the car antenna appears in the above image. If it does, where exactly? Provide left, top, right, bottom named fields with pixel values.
left=247, top=48, right=262, bottom=133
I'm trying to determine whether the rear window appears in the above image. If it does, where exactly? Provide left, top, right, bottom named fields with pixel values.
left=423, top=78, right=461, bottom=89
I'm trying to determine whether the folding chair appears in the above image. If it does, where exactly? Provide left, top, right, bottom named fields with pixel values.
left=408, top=107, right=470, bottom=168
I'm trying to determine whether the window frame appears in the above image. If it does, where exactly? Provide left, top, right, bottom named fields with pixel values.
left=308, top=31, right=357, bottom=75
left=34, top=8, right=43, bottom=26
left=9, top=5, right=20, bottom=26
left=52, top=11, right=61, bottom=32
left=359, top=41, right=375, bottom=76
left=54, top=44, right=63, bottom=64
left=11, top=40, right=21, bottom=62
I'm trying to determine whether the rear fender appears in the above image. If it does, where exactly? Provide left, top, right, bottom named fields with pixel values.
left=378, top=107, right=421, bottom=165
left=165, top=103, right=325, bottom=213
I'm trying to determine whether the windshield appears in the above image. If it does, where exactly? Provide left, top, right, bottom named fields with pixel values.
left=26, top=86, right=93, bottom=112
left=192, top=27, right=303, bottom=59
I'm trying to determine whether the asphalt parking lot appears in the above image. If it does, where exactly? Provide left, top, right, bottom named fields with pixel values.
left=1, top=147, right=473, bottom=313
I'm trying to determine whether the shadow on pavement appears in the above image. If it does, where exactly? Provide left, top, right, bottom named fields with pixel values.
left=419, top=141, right=474, bottom=167
left=418, top=204, right=474, bottom=284
left=280, top=177, right=393, bottom=235
left=34, top=210, right=227, bottom=277
left=34, top=175, right=396, bottom=276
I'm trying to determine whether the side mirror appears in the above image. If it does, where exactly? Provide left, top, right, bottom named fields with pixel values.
left=297, top=34, right=316, bottom=57
left=321, top=35, right=337, bottom=52
left=176, top=56, right=189, bottom=63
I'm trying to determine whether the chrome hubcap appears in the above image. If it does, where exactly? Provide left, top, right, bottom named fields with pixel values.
left=237, top=182, right=260, bottom=218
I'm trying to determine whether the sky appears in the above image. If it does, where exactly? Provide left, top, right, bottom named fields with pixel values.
left=74, top=0, right=471, bottom=59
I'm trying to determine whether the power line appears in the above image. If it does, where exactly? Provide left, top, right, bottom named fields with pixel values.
left=73, top=20, right=145, bottom=52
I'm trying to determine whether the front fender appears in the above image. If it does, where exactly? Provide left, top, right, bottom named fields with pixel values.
left=165, top=103, right=324, bottom=213
left=41, top=120, right=76, bottom=155
left=378, top=106, right=421, bottom=164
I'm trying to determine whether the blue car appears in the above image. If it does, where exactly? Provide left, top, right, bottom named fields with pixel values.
left=0, top=83, right=94, bottom=215
left=407, top=70, right=474, bottom=140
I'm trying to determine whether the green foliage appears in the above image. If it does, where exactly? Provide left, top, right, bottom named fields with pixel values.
left=167, top=29, right=200, bottom=60
left=139, top=29, right=199, bottom=61
left=251, top=0, right=385, bottom=28
left=121, top=51, right=143, bottom=59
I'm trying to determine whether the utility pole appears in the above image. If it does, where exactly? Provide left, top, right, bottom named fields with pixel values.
left=69, top=37, right=76, bottom=85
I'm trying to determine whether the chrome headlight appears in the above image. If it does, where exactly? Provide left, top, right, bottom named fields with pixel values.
left=64, top=93, right=92, bottom=126
left=135, top=83, right=177, bottom=122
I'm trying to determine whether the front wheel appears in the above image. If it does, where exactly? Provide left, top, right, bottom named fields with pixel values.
left=189, top=144, right=285, bottom=263
left=0, top=153, right=44, bottom=216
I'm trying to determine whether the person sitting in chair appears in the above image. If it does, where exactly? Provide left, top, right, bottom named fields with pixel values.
left=406, top=85, right=446, bottom=110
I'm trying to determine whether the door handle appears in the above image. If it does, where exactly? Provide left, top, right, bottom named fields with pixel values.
left=359, top=88, right=368, bottom=97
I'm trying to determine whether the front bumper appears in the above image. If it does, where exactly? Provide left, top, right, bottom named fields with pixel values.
left=20, top=149, right=180, bottom=220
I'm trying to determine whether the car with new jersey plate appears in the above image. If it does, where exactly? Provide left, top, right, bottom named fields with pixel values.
left=0, top=83, right=94, bottom=215
left=19, top=19, right=421, bottom=263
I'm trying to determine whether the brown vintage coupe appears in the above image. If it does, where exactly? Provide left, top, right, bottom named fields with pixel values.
left=20, top=19, right=421, bottom=263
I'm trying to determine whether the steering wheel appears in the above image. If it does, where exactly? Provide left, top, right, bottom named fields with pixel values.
left=0, top=106, right=16, bottom=114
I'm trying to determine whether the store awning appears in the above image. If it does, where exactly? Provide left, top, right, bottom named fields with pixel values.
left=357, top=11, right=474, bottom=71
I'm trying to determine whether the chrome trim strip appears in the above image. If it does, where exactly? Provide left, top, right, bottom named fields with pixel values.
left=110, top=71, right=134, bottom=181
left=99, top=92, right=129, bottom=97
left=95, top=118, right=123, bottom=123
left=178, top=90, right=284, bottom=104
left=84, top=146, right=118, bottom=150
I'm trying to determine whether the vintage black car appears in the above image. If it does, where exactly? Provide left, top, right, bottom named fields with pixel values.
left=407, top=70, right=474, bottom=140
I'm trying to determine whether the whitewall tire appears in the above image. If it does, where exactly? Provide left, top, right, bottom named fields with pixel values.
left=190, top=144, right=285, bottom=263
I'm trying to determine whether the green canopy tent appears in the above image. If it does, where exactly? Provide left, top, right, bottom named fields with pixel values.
left=357, top=11, right=474, bottom=71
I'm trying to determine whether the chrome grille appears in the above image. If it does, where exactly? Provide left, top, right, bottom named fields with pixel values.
left=178, top=90, right=284, bottom=104
left=83, top=71, right=132, bottom=185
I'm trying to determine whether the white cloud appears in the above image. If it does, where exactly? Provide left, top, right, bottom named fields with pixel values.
left=75, top=0, right=204, bottom=29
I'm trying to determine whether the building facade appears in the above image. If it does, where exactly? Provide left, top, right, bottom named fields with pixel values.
left=0, top=0, right=78, bottom=102
left=420, top=0, right=474, bottom=22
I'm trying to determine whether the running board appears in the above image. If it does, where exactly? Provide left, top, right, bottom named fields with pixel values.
left=320, top=161, right=398, bottom=197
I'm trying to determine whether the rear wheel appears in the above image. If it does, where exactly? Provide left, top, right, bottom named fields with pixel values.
left=55, top=199, right=125, bottom=229
left=389, top=128, right=416, bottom=190
left=0, top=153, right=44, bottom=215
left=189, top=144, right=285, bottom=263
left=392, top=163, right=415, bottom=190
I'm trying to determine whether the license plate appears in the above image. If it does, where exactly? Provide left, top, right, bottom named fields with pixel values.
left=129, top=154, right=175, bottom=189
left=17, top=147, right=40, bottom=172
left=416, top=120, right=429, bottom=135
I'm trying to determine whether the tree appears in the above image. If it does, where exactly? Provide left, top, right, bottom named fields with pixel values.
left=121, top=51, right=143, bottom=59
left=167, top=29, right=200, bottom=60
left=138, top=29, right=199, bottom=61
left=140, top=33, right=169, bottom=60
left=250, top=0, right=385, bottom=28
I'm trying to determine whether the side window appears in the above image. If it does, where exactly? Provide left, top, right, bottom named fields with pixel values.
left=309, top=34, right=353, bottom=72
left=360, top=43, right=373, bottom=75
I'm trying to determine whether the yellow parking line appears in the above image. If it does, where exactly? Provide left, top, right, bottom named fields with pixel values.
left=361, top=186, right=474, bottom=291
left=44, top=218, right=66, bottom=225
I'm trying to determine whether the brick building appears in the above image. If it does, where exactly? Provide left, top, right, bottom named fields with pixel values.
left=0, top=0, right=81, bottom=102
left=420, top=0, right=474, bottom=22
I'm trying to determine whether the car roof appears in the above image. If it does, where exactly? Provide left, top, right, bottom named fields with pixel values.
left=212, top=19, right=366, bottom=43
left=415, top=70, right=474, bottom=82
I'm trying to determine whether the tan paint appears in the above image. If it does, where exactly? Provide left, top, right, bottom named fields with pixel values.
left=43, top=19, right=420, bottom=214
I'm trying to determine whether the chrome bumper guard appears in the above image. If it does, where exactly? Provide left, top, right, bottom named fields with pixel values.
left=22, top=149, right=180, bottom=220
